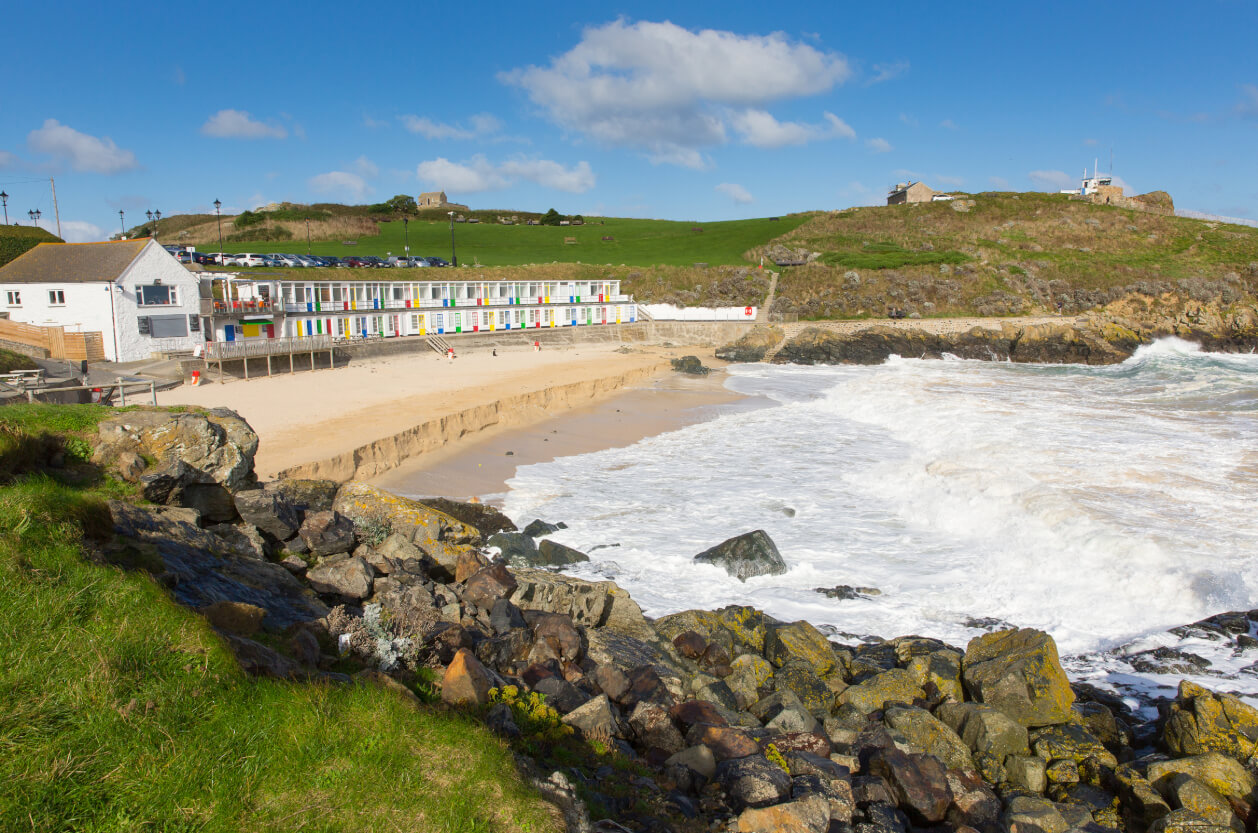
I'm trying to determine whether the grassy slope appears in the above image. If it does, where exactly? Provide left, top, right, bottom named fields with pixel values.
left=0, top=348, right=39, bottom=373
left=0, top=224, right=63, bottom=267
left=768, top=192, right=1258, bottom=319
left=0, top=404, right=560, bottom=833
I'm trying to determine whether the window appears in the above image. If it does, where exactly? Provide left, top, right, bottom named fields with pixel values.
left=136, top=284, right=178, bottom=306
left=5, top=291, right=20, bottom=306
left=48, top=289, right=65, bottom=305
left=148, top=314, right=188, bottom=338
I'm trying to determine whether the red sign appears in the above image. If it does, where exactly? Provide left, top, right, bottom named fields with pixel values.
left=745, top=306, right=753, bottom=316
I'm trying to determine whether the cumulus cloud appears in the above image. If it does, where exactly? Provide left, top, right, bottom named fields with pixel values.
left=730, top=110, right=854, bottom=148
left=351, top=155, right=379, bottom=178
left=59, top=220, right=106, bottom=243
left=716, top=183, right=753, bottom=204
left=27, top=120, right=139, bottom=174
left=1029, top=169, right=1077, bottom=191
left=899, top=112, right=918, bottom=128
left=500, top=19, right=852, bottom=165
left=201, top=110, right=287, bottom=139
left=865, top=137, right=893, bottom=153
left=869, top=60, right=909, bottom=84
left=416, top=154, right=595, bottom=193
left=0, top=149, right=24, bottom=170
left=1238, top=84, right=1258, bottom=118
left=308, top=171, right=370, bottom=202
left=401, top=113, right=502, bottom=140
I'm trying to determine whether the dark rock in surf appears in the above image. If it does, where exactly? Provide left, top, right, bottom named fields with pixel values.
left=694, top=530, right=787, bottom=582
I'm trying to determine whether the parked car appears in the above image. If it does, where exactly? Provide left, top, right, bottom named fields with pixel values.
left=268, top=253, right=304, bottom=267
left=341, top=256, right=370, bottom=267
left=426, top=256, right=450, bottom=267
left=318, top=256, right=342, bottom=268
left=230, top=253, right=269, bottom=267
left=358, top=256, right=388, bottom=268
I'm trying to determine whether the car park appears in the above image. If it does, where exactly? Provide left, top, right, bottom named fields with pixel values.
left=230, top=253, right=269, bottom=267
left=426, top=256, right=450, bottom=267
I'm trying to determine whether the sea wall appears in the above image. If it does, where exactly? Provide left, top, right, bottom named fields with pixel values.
left=275, top=361, right=669, bottom=483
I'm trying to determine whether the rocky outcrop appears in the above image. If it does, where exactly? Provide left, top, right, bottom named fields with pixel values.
left=716, top=325, right=784, bottom=363
left=962, top=628, right=1075, bottom=727
left=94, top=408, right=259, bottom=491
left=670, top=355, right=710, bottom=375
left=694, top=530, right=788, bottom=582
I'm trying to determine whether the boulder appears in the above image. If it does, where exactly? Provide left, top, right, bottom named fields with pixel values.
left=688, top=724, right=762, bottom=761
left=113, top=450, right=146, bottom=481
left=1003, top=795, right=1071, bottom=833
left=906, top=650, right=965, bottom=704
left=715, top=326, right=784, bottom=363
left=530, top=612, right=583, bottom=664
left=531, top=676, right=589, bottom=714
left=522, top=518, right=563, bottom=538
left=750, top=690, right=819, bottom=734
left=488, top=531, right=539, bottom=564
left=883, top=706, right=973, bottom=771
left=489, top=598, right=528, bottom=635
left=201, top=600, right=266, bottom=636
left=694, top=530, right=787, bottom=581
left=1149, top=809, right=1235, bottom=833
left=418, top=497, right=516, bottom=537
left=836, top=668, right=923, bottom=714
left=509, top=569, right=654, bottom=639
left=629, top=702, right=686, bottom=755
left=306, top=555, right=374, bottom=601
left=179, top=483, right=238, bottom=523
left=561, top=694, right=621, bottom=740
left=233, top=488, right=300, bottom=540
left=961, top=628, right=1075, bottom=727
left=670, top=355, right=711, bottom=375
left=1006, top=754, right=1048, bottom=793
left=655, top=605, right=772, bottom=654
left=936, top=701, right=1029, bottom=783
left=536, top=539, right=590, bottom=566
left=945, top=770, right=1003, bottom=832
left=773, top=658, right=834, bottom=714
left=1163, top=681, right=1258, bottom=761
left=298, top=510, right=357, bottom=557
left=266, top=478, right=339, bottom=515
left=1114, top=763, right=1174, bottom=829
left=725, top=654, right=775, bottom=707
left=666, top=745, right=717, bottom=780
left=222, top=633, right=303, bottom=679
left=1146, top=753, right=1256, bottom=803
left=441, top=647, right=494, bottom=705
left=735, top=795, right=829, bottom=833
left=107, top=500, right=327, bottom=630
left=867, top=747, right=954, bottom=824
left=140, top=459, right=198, bottom=504
left=1160, top=774, right=1244, bottom=832
left=1030, top=722, right=1117, bottom=768
left=208, top=523, right=270, bottom=560
left=716, top=754, right=793, bottom=811
left=95, top=409, right=258, bottom=492
left=333, top=482, right=481, bottom=571
left=764, top=620, right=840, bottom=678
left=462, top=562, right=518, bottom=610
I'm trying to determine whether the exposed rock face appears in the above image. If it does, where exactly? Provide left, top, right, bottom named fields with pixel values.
left=441, top=648, right=494, bottom=705
left=94, top=408, right=258, bottom=491
left=233, top=488, right=300, bottom=541
left=266, top=478, right=338, bottom=515
left=334, top=482, right=480, bottom=571
left=536, top=539, right=590, bottom=567
left=298, top=510, right=357, bottom=557
left=1163, top=680, right=1258, bottom=760
left=962, top=628, right=1075, bottom=727
left=716, top=326, right=784, bottom=363
left=670, top=355, right=711, bottom=375
left=694, top=530, right=788, bottom=582
left=510, top=568, right=654, bottom=639
left=306, top=555, right=374, bottom=601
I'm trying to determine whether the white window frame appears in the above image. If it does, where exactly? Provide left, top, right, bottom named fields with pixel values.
left=48, top=289, right=65, bottom=306
left=5, top=290, right=20, bottom=306
left=135, top=284, right=179, bottom=306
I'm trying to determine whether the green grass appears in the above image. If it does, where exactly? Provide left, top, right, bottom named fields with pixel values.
left=823, top=241, right=971, bottom=270
left=0, top=348, right=39, bottom=374
left=0, top=405, right=561, bottom=833
left=204, top=214, right=813, bottom=267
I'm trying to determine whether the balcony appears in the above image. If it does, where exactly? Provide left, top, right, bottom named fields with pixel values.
left=205, top=334, right=332, bottom=361
left=209, top=299, right=283, bottom=316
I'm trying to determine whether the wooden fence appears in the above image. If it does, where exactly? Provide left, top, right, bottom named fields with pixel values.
left=0, top=318, right=105, bottom=361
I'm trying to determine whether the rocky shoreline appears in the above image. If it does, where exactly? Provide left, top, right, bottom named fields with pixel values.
left=91, top=408, right=1258, bottom=833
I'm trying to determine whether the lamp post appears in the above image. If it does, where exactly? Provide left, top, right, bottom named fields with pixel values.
left=403, top=217, right=409, bottom=261
left=448, top=211, right=458, bottom=267
left=213, top=200, right=223, bottom=261
left=146, top=210, right=153, bottom=237
left=305, top=218, right=311, bottom=255
left=29, top=209, right=41, bottom=227
left=0, top=191, right=8, bottom=225
left=119, top=209, right=125, bottom=238
left=154, top=209, right=161, bottom=241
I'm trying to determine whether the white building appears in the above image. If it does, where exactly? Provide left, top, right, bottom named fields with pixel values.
left=0, top=238, right=205, bottom=362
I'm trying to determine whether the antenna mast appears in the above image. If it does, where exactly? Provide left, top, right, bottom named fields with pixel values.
left=50, top=177, right=62, bottom=238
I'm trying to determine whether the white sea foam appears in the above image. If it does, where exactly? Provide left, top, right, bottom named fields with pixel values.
left=499, top=341, right=1258, bottom=705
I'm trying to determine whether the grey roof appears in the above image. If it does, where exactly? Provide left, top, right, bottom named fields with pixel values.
left=0, top=239, right=150, bottom=284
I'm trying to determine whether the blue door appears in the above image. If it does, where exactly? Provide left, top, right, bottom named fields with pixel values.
left=224, top=324, right=235, bottom=342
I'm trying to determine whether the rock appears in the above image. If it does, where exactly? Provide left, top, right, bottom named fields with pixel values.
left=522, top=519, right=563, bottom=538
left=140, top=459, right=198, bottom=504
left=946, top=770, right=1002, bottom=832
left=655, top=606, right=773, bottom=655
left=1045, top=757, right=1079, bottom=784
left=113, top=450, right=146, bottom=481
left=689, top=724, right=762, bottom=761
left=562, top=694, right=620, bottom=740
left=883, top=706, right=973, bottom=771
left=299, top=510, right=357, bottom=557
left=489, top=598, right=527, bottom=635
left=1163, top=681, right=1258, bottom=761
left=671, top=355, right=711, bottom=375
left=233, top=489, right=300, bottom=541
left=765, top=620, right=840, bottom=678
left=592, top=665, right=630, bottom=702
left=961, top=628, right=1075, bottom=727
left=1006, top=754, right=1048, bottom=793
left=488, top=531, right=540, bottom=564
left=715, top=326, right=784, bottom=363
left=1113, top=763, right=1173, bottom=829
left=584, top=629, right=689, bottom=703
left=95, top=409, right=258, bottom=492
left=750, top=690, right=820, bottom=734
left=1146, top=753, right=1256, bottom=803
left=306, top=555, right=374, bottom=601
left=694, top=530, right=787, bottom=582
left=622, top=665, right=677, bottom=709
left=630, top=702, right=686, bottom=755
left=208, top=523, right=270, bottom=560
left=266, top=478, right=339, bottom=515
left=334, top=482, right=481, bottom=570
left=836, top=668, right=924, bottom=714
left=510, top=569, right=654, bottom=639
left=815, top=585, right=881, bottom=600
left=532, top=676, right=589, bottom=714
left=179, top=483, right=238, bottom=523
left=716, top=754, right=793, bottom=811
left=280, top=554, right=307, bottom=575
left=201, top=600, right=266, bottom=636
left=906, top=650, right=965, bottom=704
left=769, top=732, right=831, bottom=758
left=666, top=745, right=717, bottom=780
left=536, top=539, right=590, bottom=566
left=530, top=612, right=583, bottom=664
left=1149, top=808, right=1235, bottom=833
left=1030, top=722, right=1117, bottom=768
left=417, top=497, right=516, bottom=537
left=1161, top=774, right=1244, bottom=831
left=462, top=563, right=519, bottom=610
left=735, top=794, right=829, bottom=832
left=222, top=633, right=303, bottom=679
left=726, top=654, right=776, bottom=707
left=673, top=630, right=708, bottom=659
left=867, top=747, right=954, bottom=824
left=107, top=500, right=327, bottom=630
left=671, top=700, right=728, bottom=730
left=935, top=702, right=1029, bottom=783
left=441, top=647, right=494, bottom=705
left=1003, top=795, right=1070, bottom=833
left=774, top=658, right=834, bottom=714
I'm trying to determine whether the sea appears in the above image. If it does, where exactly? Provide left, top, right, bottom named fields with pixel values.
left=494, top=338, right=1258, bottom=712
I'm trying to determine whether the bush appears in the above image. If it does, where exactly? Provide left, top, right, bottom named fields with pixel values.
left=0, top=225, right=63, bottom=267
left=232, top=209, right=264, bottom=228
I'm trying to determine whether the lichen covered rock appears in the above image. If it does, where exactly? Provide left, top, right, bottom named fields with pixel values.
left=962, top=628, right=1075, bottom=727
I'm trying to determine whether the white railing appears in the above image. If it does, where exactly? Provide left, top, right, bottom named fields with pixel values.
left=280, top=294, right=629, bottom=314
left=205, top=335, right=332, bottom=360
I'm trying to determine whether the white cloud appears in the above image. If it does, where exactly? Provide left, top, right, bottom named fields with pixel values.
left=865, top=137, right=893, bottom=153
left=308, top=171, right=370, bottom=202
left=936, top=175, right=964, bottom=186
left=869, top=60, right=909, bottom=84
left=730, top=110, right=854, bottom=148
left=989, top=176, right=1010, bottom=188
left=940, top=119, right=959, bottom=130
left=1237, top=84, right=1258, bottom=118
left=416, top=154, right=595, bottom=193
left=1029, top=169, right=1077, bottom=191
left=501, top=19, right=851, bottom=165
left=363, top=114, right=388, bottom=129
left=899, top=112, right=918, bottom=128
left=351, top=155, right=379, bottom=178
left=59, top=220, right=106, bottom=243
left=401, top=113, right=502, bottom=140
left=716, top=183, right=753, bottom=204
left=0, top=150, right=23, bottom=170
left=27, top=120, right=139, bottom=174
left=201, top=110, right=287, bottom=139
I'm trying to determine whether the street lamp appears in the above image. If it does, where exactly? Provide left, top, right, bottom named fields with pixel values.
left=119, top=209, right=125, bottom=238
left=29, top=209, right=41, bottom=226
left=0, top=191, right=8, bottom=225
left=305, top=218, right=311, bottom=255
left=448, top=211, right=458, bottom=267
left=213, top=199, right=223, bottom=261
left=403, top=217, right=409, bottom=260
left=154, top=209, right=161, bottom=240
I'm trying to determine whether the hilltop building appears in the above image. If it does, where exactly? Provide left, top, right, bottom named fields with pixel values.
left=886, top=182, right=936, bottom=205
left=417, top=191, right=470, bottom=212
left=0, top=239, right=204, bottom=362
left=1060, top=162, right=1175, bottom=215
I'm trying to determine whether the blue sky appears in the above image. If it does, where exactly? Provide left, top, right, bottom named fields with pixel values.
left=2, top=1, right=1257, bottom=241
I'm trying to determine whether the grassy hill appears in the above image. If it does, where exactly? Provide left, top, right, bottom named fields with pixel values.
left=0, top=224, right=63, bottom=267
left=0, top=404, right=562, bottom=832
left=762, top=192, right=1258, bottom=319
